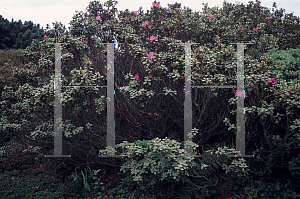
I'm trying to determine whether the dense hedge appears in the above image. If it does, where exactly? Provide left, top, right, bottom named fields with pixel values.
left=0, top=0, right=300, bottom=197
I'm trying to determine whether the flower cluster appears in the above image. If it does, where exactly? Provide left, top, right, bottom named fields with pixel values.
left=133, top=11, right=138, bottom=15
left=267, top=78, right=276, bottom=84
left=142, top=21, right=149, bottom=26
left=146, top=52, right=155, bottom=59
left=209, top=14, right=215, bottom=18
left=253, top=27, right=258, bottom=30
left=150, top=35, right=158, bottom=42
left=134, top=73, right=139, bottom=80
left=177, top=8, right=182, bottom=12
left=152, top=2, right=160, bottom=8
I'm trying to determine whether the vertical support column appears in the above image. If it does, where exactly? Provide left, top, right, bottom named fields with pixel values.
left=184, top=42, right=193, bottom=156
left=45, top=43, right=71, bottom=157
left=105, top=43, right=116, bottom=157
left=236, top=43, right=246, bottom=157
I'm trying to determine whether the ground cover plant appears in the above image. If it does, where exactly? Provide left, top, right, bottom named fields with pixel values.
left=1, top=0, right=300, bottom=198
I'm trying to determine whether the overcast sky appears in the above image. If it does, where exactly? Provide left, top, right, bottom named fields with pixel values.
left=0, top=0, right=299, bottom=31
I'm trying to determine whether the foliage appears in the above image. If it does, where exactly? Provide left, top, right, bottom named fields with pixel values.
left=0, top=15, right=45, bottom=50
left=72, top=165, right=104, bottom=197
left=263, top=46, right=300, bottom=83
left=0, top=0, right=300, bottom=197
left=0, top=168, right=85, bottom=198
left=99, top=132, right=250, bottom=196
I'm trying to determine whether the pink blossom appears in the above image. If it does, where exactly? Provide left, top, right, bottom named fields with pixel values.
left=165, top=11, right=170, bottom=13
left=142, top=21, right=149, bottom=26
left=219, top=12, right=222, bottom=14
left=151, top=25, right=153, bottom=27
left=150, top=35, right=158, bottom=41
left=82, top=40, right=88, bottom=43
left=267, top=78, right=276, bottom=84
left=155, top=3, right=160, bottom=8
left=253, top=27, right=258, bottom=30
left=83, top=12, right=87, bottom=14
left=235, top=90, right=245, bottom=98
left=44, top=35, right=48, bottom=38
left=134, top=73, right=139, bottom=80
left=209, top=14, right=215, bottom=18
left=133, top=11, right=138, bottom=15
left=109, top=12, right=112, bottom=16
left=267, top=17, right=273, bottom=20
left=96, top=16, right=101, bottom=21
left=34, top=68, right=39, bottom=72
left=146, top=52, right=155, bottom=59
left=152, top=2, right=156, bottom=6
left=94, top=23, right=97, bottom=25
left=151, top=90, right=153, bottom=92
left=177, top=8, right=182, bottom=12
left=159, top=18, right=162, bottom=20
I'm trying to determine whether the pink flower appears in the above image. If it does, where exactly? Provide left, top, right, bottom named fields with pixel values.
left=235, top=90, right=245, bottom=98
left=44, top=35, right=48, bottom=38
left=177, top=8, right=182, bottom=12
left=83, top=12, right=87, bottom=14
left=133, top=11, right=138, bottom=15
left=209, top=14, right=215, bottom=18
left=151, top=90, right=153, bottom=92
left=134, top=73, right=139, bottom=80
left=96, top=16, right=101, bottom=21
left=146, top=52, right=155, bottom=59
left=267, top=17, right=273, bottom=20
left=152, top=2, right=156, bottom=6
left=165, top=11, right=170, bottom=13
left=253, top=27, right=258, bottom=30
left=151, top=25, right=153, bottom=27
left=159, top=18, right=162, bottom=20
left=150, top=35, right=158, bottom=41
left=109, top=12, right=112, bottom=16
left=267, top=78, right=276, bottom=84
left=82, top=40, right=88, bottom=43
left=156, top=3, right=160, bottom=8
left=34, top=68, right=39, bottom=72
left=219, top=12, right=222, bottom=14
left=94, top=23, right=97, bottom=25
left=142, top=21, right=149, bottom=26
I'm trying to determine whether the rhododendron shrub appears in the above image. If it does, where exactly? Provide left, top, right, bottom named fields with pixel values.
left=1, top=0, right=300, bottom=192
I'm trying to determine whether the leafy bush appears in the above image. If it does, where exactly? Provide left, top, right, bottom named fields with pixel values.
left=0, top=0, right=300, bottom=197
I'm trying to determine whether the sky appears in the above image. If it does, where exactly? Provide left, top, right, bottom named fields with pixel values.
left=0, top=0, right=299, bottom=31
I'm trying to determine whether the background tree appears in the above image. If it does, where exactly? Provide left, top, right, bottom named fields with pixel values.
left=0, top=15, right=44, bottom=50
